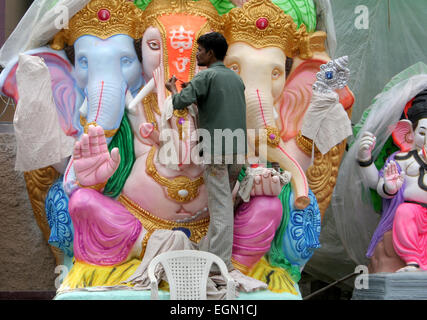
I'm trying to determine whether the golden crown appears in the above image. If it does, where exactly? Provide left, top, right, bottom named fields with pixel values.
left=140, top=0, right=223, bottom=33
left=223, top=0, right=312, bottom=59
left=51, top=0, right=143, bottom=50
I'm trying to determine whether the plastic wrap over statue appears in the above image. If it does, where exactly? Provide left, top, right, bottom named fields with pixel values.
left=0, top=0, right=347, bottom=298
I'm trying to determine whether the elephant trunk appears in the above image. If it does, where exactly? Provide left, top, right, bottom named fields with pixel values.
left=86, top=79, right=126, bottom=132
left=246, top=89, right=310, bottom=209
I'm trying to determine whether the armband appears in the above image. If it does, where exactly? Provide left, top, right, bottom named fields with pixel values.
left=357, top=157, right=374, bottom=167
left=382, top=183, right=397, bottom=197
left=77, top=181, right=108, bottom=192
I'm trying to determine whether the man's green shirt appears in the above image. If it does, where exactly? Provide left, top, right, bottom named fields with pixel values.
left=172, top=61, right=247, bottom=159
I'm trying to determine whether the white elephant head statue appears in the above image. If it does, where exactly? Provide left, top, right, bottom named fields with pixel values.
left=223, top=0, right=354, bottom=213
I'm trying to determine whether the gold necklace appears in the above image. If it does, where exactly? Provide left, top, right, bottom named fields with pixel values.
left=145, top=146, right=204, bottom=203
left=142, top=93, right=160, bottom=129
left=80, top=116, right=119, bottom=138
left=118, top=194, right=209, bottom=259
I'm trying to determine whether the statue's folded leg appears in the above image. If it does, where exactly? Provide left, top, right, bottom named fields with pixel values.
left=232, top=196, right=283, bottom=272
left=392, top=203, right=427, bottom=269
left=69, top=188, right=142, bottom=266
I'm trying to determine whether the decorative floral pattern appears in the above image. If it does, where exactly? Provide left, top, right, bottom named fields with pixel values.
left=281, top=189, right=321, bottom=267
left=45, top=179, right=74, bottom=257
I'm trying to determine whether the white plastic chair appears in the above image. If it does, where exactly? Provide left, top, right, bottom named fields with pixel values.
left=148, top=250, right=236, bottom=300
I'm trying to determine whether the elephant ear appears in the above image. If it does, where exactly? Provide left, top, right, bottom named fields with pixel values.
left=279, top=59, right=354, bottom=142
left=0, top=47, right=78, bottom=137
left=392, top=119, right=414, bottom=152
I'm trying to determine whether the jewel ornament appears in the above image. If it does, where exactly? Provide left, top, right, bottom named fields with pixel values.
left=256, top=17, right=269, bottom=30
left=265, top=126, right=281, bottom=147
left=98, top=9, right=111, bottom=21
left=312, top=56, right=350, bottom=94
left=178, top=189, right=189, bottom=198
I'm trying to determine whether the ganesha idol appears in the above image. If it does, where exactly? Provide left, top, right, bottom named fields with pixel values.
left=0, top=0, right=354, bottom=299
left=354, top=66, right=427, bottom=274
left=330, top=63, right=427, bottom=280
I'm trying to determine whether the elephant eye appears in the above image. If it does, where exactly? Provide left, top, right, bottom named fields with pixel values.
left=229, top=64, right=240, bottom=74
left=148, top=40, right=160, bottom=51
left=78, top=57, right=88, bottom=69
left=121, top=57, right=134, bottom=66
left=272, top=68, right=282, bottom=80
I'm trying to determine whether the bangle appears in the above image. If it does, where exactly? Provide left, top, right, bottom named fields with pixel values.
left=357, top=157, right=373, bottom=167
left=296, top=131, right=316, bottom=156
left=382, top=183, right=397, bottom=197
left=77, top=181, right=108, bottom=191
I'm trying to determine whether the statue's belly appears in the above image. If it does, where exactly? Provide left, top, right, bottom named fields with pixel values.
left=122, top=155, right=208, bottom=222
left=403, top=180, right=427, bottom=204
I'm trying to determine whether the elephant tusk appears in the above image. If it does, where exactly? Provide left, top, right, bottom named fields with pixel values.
left=127, top=78, right=155, bottom=114
left=273, top=106, right=279, bottom=120
left=247, top=131, right=309, bottom=209
left=275, top=143, right=310, bottom=209
left=79, top=98, right=88, bottom=118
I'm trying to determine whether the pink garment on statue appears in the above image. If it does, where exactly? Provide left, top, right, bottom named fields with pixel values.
left=232, top=196, right=283, bottom=269
left=392, top=202, right=427, bottom=269
left=69, top=188, right=142, bottom=266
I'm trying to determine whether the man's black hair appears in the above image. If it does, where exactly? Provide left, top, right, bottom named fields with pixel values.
left=197, top=32, right=228, bottom=61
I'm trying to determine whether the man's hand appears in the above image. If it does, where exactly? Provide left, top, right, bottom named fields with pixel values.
left=165, top=75, right=178, bottom=95
left=180, top=81, right=189, bottom=89
left=73, top=125, right=120, bottom=187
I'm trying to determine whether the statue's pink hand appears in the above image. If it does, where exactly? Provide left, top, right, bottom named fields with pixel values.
left=73, top=125, right=120, bottom=187
left=250, top=168, right=282, bottom=197
left=384, top=161, right=405, bottom=195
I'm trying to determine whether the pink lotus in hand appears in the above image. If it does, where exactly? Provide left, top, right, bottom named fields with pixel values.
left=73, top=125, right=121, bottom=187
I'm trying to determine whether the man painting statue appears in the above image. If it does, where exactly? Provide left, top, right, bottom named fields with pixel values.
left=165, top=32, right=247, bottom=273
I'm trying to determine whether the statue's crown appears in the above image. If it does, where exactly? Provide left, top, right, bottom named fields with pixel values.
left=223, top=0, right=312, bottom=59
left=52, top=0, right=143, bottom=50
left=140, top=0, right=223, bottom=32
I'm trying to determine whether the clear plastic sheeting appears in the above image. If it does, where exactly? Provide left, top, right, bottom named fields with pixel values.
left=305, top=0, right=427, bottom=285
left=330, top=0, right=427, bottom=125
left=314, top=0, right=336, bottom=58
left=0, top=0, right=90, bottom=68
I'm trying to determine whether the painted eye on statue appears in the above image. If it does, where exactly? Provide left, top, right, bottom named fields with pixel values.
left=121, top=57, right=134, bottom=66
left=272, top=68, right=282, bottom=80
left=417, top=126, right=426, bottom=136
left=78, top=57, right=88, bottom=69
left=229, top=63, right=240, bottom=74
left=147, top=40, right=160, bottom=51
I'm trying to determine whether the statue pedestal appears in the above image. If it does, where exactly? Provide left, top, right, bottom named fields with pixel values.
left=54, top=288, right=302, bottom=300
left=352, top=271, right=427, bottom=300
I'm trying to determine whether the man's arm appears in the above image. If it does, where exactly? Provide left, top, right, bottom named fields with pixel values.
left=165, top=73, right=208, bottom=110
